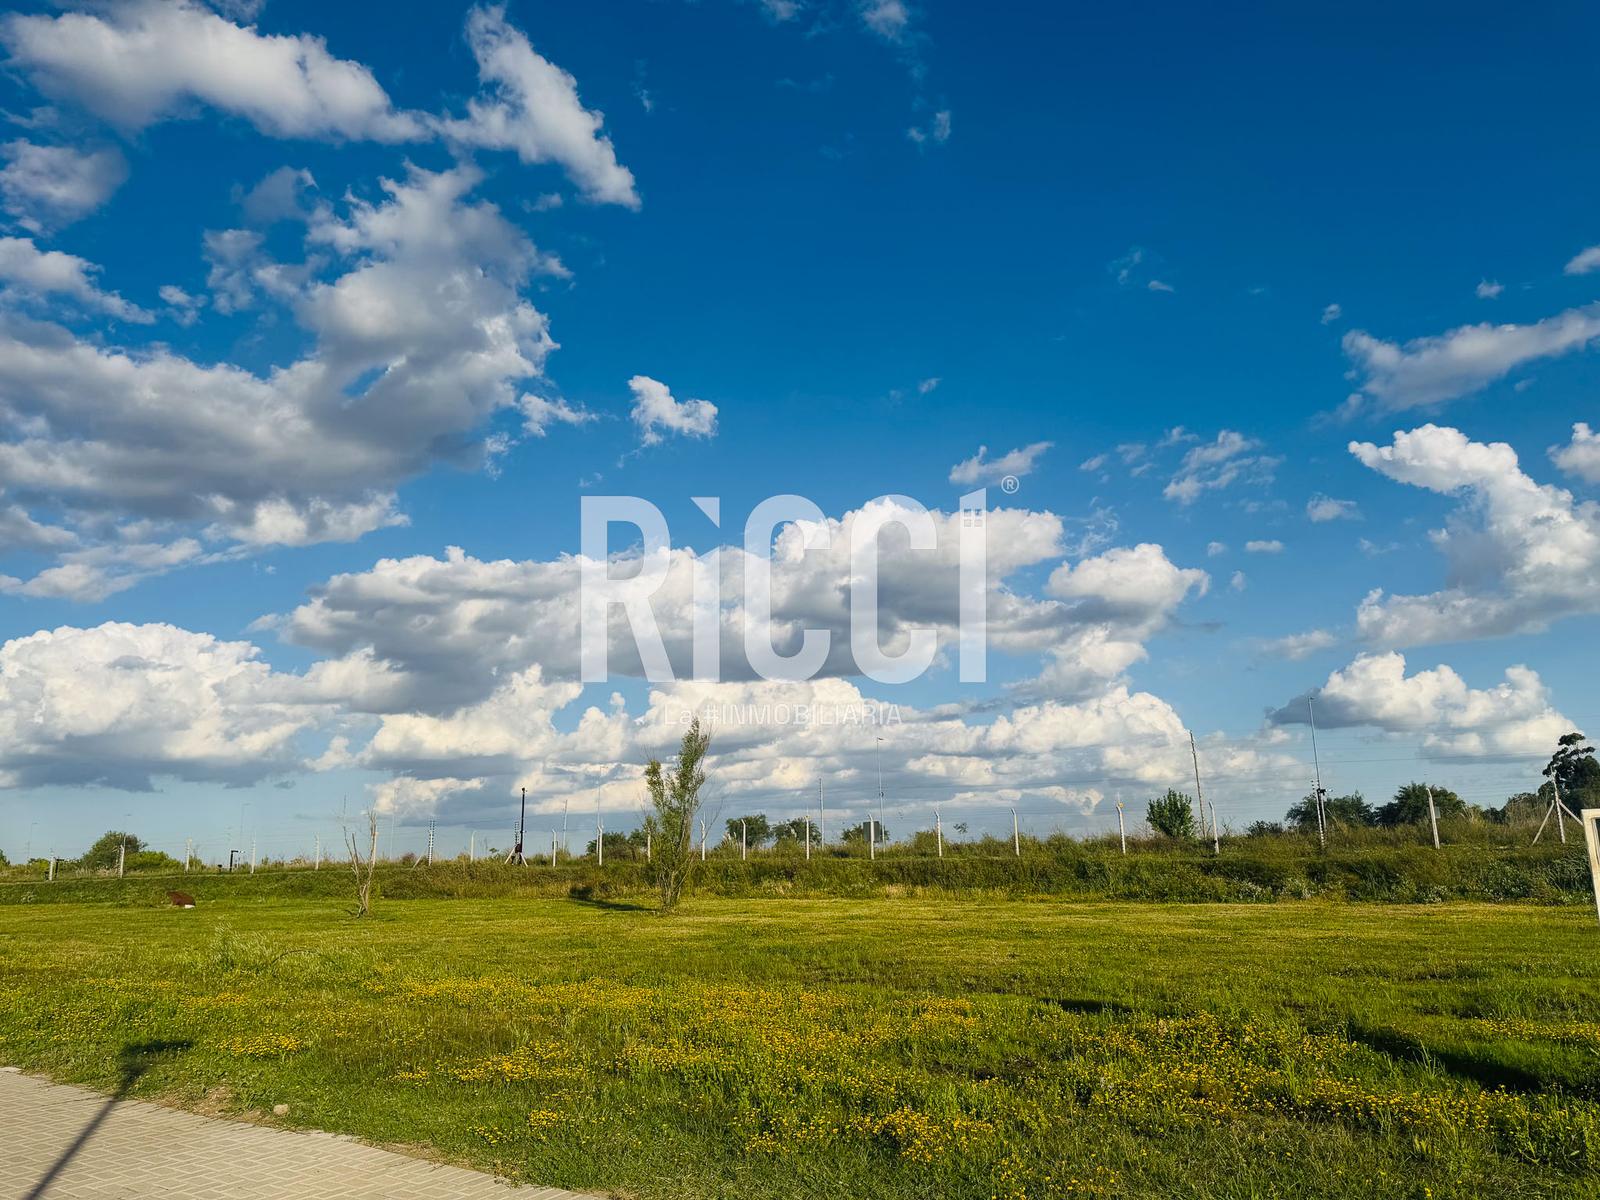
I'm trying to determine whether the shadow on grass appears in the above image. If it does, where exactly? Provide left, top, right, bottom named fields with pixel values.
left=1347, top=1024, right=1551, bottom=1095
left=567, top=891, right=654, bottom=913
left=23, top=1038, right=193, bottom=1200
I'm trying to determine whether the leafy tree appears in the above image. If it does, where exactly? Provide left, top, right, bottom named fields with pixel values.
left=1544, top=731, right=1600, bottom=806
left=642, top=718, right=711, bottom=912
left=1146, top=789, right=1195, bottom=839
left=1375, top=782, right=1464, bottom=827
left=841, top=818, right=889, bottom=845
left=772, top=817, right=819, bottom=844
left=1245, top=821, right=1286, bottom=837
left=1492, top=792, right=1544, bottom=825
left=725, top=813, right=772, bottom=848
left=587, top=830, right=640, bottom=860
left=80, top=830, right=143, bottom=871
left=1286, top=791, right=1374, bottom=830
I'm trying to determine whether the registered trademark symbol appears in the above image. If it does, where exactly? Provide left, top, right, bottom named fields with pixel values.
left=1000, top=474, right=1020, bottom=494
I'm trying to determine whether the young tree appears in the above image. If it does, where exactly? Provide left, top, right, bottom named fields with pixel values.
left=1375, top=783, right=1464, bottom=827
left=344, top=810, right=380, bottom=918
left=1146, top=789, right=1195, bottom=839
left=642, top=718, right=711, bottom=912
left=725, top=813, right=773, bottom=848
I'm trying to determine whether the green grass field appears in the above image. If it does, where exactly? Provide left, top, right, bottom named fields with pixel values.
left=3, top=895, right=1598, bottom=1198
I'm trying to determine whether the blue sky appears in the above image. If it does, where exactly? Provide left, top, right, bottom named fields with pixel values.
left=1, top=0, right=1598, bottom=862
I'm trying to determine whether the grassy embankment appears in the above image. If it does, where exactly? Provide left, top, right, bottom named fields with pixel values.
left=2, top=828, right=1593, bottom=907
left=2, top=895, right=1598, bottom=1198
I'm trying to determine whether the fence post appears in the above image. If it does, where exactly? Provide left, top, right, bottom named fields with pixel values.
left=1582, top=809, right=1600, bottom=927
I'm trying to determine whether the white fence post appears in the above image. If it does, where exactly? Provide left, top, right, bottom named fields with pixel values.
left=1582, top=809, right=1600, bottom=927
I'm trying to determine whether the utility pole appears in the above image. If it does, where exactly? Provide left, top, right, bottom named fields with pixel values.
left=935, top=808, right=943, bottom=858
left=1011, top=807, right=1020, bottom=857
left=818, top=779, right=825, bottom=847
left=805, top=812, right=811, bottom=861
left=740, top=818, right=747, bottom=861
left=551, top=829, right=558, bottom=866
left=875, top=736, right=886, bottom=848
left=426, top=820, right=435, bottom=866
left=1426, top=784, right=1440, bottom=850
left=1308, top=694, right=1327, bottom=850
left=469, top=832, right=475, bottom=863
left=184, top=837, right=192, bottom=873
left=117, top=842, right=125, bottom=878
left=1190, top=731, right=1217, bottom=854
left=1117, top=800, right=1127, bottom=855
left=250, top=839, right=257, bottom=873
left=869, top=815, right=876, bottom=860
left=700, top=819, right=707, bottom=861
left=1555, top=773, right=1569, bottom=844
left=314, top=835, right=321, bottom=870
left=595, top=783, right=603, bottom=864
left=646, top=832, right=652, bottom=862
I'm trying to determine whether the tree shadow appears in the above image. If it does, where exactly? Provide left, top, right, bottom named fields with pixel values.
left=1346, top=1025, right=1550, bottom=1095
left=23, top=1038, right=193, bottom=1200
left=566, top=892, right=653, bottom=913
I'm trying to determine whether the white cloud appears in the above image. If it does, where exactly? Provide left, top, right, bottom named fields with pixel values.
left=1320, top=302, right=1342, bottom=325
left=1564, top=246, right=1600, bottom=275
left=438, top=5, right=639, bottom=208
left=1244, top=539, right=1283, bottom=554
left=860, top=0, right=910, bottom=41
left=1342, top=306, right=1600, bottom=411
left=0, top=236, right=151, bottom=322
left=1349, top=423, right=1600, bottom=644
left=917, top=376, right=940, bottom=394
left=1163, top=430, right=1277, bottom=505
left=907, top=110, right=951, bottom=146
left=1306, top=495, right=1360, bottom=522
left=0, top=622, right=326, bottom=789
left=1475, top=279, right=1503, bottom=300
left=1046, top=543, right=1208, bottom=631
left=1257, top=629, right=1336, bottom=660
left=1549, top=422, right=1600, bottom=484
left=1229, top=570, right=1247, bottom=592
left=1270, top=651, right=1569, bottom=759
left=1206, top=541, right=1227, bottom=557
left=628, top=375, right=718, bottom=445
left=0, top=0, right=427, bottom=142
left=0, top=141, right=126, bottom=233
left=369, top=775, right=486, bottom=817
left=0, top=164, right=569, bottom=596
left=1079, top=454, right=1107, bottom=472
left=948, top=441, right=1052, bottom=487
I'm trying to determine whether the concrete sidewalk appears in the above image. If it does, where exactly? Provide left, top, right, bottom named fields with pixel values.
left=1, top=1068, right=600, bottom=1199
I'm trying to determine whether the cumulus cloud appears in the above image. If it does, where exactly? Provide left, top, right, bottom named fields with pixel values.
left=1349, top=424, right=1600, bottom=644
left=1550, top=422, right=1600, bottom=484
left=1564, top=246, right=1600, bottom=276
left=0, top=164, right=564, bottom=595
left=0, top=0, right=427, bottom=141
left=0, top=236, right=151, bottom=322
left=0, top=140, right=126, bottom=233
left=1306, top=495, right=1360, bottom=522
left=1475, top=279, right=1503, bottom=300
left=1244, top=539, right=1283, bottom=554
left=0, top=622, right=327, bottom=789
left=628, top=375, right=718, bottom=445
left=1163, top=431, right=1278, bottom=505
left=948, top=441, right=1052, bottom=487
left=1270, top=651, right=1569, bottom=759
left=1342, top=306, right=1600, bottom=412
left=1320, top=302, right=1342, bottom=325
left=438, top=5, right=639, bottom=208
left=907, top=110, right=951, bottom=146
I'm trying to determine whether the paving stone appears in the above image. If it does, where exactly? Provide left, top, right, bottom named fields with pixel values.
left=0, top=1070, right=603, bottom=1200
